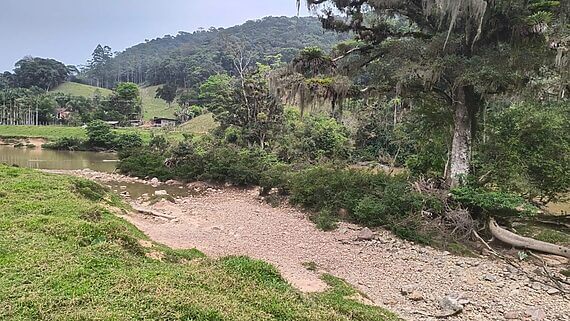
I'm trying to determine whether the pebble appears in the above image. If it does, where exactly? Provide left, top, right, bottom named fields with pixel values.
left=484, top=274, right=497, bottom=282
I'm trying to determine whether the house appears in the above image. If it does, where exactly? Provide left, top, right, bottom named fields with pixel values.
left=55, top=107, right=72, bottom=121
left=152, top=117, right=177, bottom=127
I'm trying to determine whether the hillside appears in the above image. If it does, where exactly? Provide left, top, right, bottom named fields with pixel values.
left=53, top=82, right=174, bottom=121
left=52, top=82, right=113, bottom=97
left=140, top=85, right=176, bottom=120
left=80, top=16, right=349, bottom=88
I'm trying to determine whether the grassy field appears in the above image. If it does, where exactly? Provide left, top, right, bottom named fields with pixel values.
left=52, top=82, right=113, bottom=97
left=0, top=165, right=398, bottom=320
left=0, top=117, right=219, bottom=143
left=53, top=82, right=175, bottom=121
left=140, top=85, right=177, bottom=120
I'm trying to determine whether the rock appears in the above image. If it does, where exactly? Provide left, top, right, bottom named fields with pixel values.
left=408, top=291, right=424, bottom=301
left=150, top=177, right=160, bottom=184
left=440, top=293, right=468, bottom=313
left=154, top=190, right=168, bottom=196
left=547, top=287, right=560, bottom=295
left=400, top=285, right=417, bottom=295
left=357, top=227, right=374, bottom=240
left=525, top=308, right=546, bottom=321
left=165, top=179, right=181, bottom=185
left=484, top=274, right=497, bottom=282
left=119, top=185, right=127, bottom=190
left=504, top=311, right=520, bottom=319
left=211, top=226, right=223, bottom=231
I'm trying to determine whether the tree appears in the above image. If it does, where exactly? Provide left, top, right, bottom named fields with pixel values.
left=300, top=0, right=567, bottom=187
left=209, top=67, right=284, bottom=149
left=87, top=45, right=113, bottom=87
left=155, top=83, right=178, bottom=107
left=12, top=57, right=69, bottom=91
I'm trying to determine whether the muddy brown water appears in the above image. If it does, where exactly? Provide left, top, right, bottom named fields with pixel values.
left=0, top=145, right=118, bottom=173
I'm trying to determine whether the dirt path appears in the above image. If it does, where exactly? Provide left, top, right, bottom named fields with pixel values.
left=47, top=170, right=570, bottom=321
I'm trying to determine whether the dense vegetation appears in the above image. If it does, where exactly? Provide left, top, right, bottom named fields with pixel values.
left=0, top=164, right=399, bottom=321
left=79, top=17, right=348, bottom=89
left=116, top=0, right=568, bottom=248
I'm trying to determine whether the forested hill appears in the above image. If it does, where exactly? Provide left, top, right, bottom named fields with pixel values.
left=82, top=16, right=348, bottom=88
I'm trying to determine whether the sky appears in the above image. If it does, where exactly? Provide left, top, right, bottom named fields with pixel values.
left=0, top=0, right=311, bottom=72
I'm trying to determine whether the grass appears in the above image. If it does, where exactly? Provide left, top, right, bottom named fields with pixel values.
left=0, top=165, right=399, bottom=320
left=0, top=126, right=190, bottom=143
left=52, top=82, right=113, bottom=97
left=516, top=223, right=570, bottom=246
left=181, top=113, right=219, bottom=134
left=0, top=125, right=87, bottom=140
left=52, top=83, right=175, bottom=121
left=140, top=85, right=177, bottom=120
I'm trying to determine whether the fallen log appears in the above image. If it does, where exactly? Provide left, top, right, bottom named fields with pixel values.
left=489, top=218, right=570, bottom=259
left=132, top=206, right=177, bottom=220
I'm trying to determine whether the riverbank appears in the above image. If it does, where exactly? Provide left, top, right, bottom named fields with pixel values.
left=0, top=164, right=398, bottom=320
left=47, top=168, right=570, bottom=321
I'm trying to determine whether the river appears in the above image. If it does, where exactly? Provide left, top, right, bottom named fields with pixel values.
left=0, top=145, right=118, bottom=173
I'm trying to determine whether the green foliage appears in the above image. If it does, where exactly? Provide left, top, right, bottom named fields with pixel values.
left=12, top=57, right=69, bottom=90
left=78, top=17, right=347, bottom=89
left=86, top=120, right=116, bottom=149
left=43, top=136, right=84, bottom=150
left=478, top=101, right=570, bottom=203
left=450, top=186, right=539, bottom=217
left=117, top=149, right=172, bottom=181
left=274, top=108, right=351, bottom=162
left=72, top=178, right=109, bottom=202
left=288, top=166, right=435, bottom=239
left=155, top=83, right=178, bottom=106
left=113, top=132, right=144, bottom=150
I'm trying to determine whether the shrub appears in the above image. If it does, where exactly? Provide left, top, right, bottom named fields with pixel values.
left=451, top=186, right=538, bottom=217
left=86, top=120, right=117, bottom=149
left=289, top=166, right=429, bottom=227
left=43, top=137, right=85, bottom=150
left=114, top=132, right=143, bottom=150
left=117, top=149, right=173, bottom=180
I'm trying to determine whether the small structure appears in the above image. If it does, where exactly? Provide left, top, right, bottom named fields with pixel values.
left=152, top=117, right=177, bottom=128
left=55, top=107, right=72, bottom=121
left=104, top=121, right=120, bottom=128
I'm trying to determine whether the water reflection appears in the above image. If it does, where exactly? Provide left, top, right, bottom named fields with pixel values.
left=0, top=146, right=118, bottom=173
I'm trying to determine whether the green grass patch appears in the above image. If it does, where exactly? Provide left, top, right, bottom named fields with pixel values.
left=140, top=85, right=177, bottom=120
left=0, top=165, right=398, bottom=320
left=181, top=113, right=219, bottom=134
left=52, top=82, right=114, bottom=97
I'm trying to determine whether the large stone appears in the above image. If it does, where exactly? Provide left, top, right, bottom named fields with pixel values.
left=439, top=293, right=469, bottom=313
left=524, top=308, right=546, bottom=321
left=357, top=227, right=375, bottom=240
left=150, top=177, right=160, bottom=184
left=154, top=190, right=168, bottom=196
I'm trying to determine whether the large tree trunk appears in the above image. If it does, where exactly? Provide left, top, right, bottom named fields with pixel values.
left=447, top=86, right=472, bottom=187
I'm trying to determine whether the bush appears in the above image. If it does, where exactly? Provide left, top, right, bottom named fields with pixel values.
left=114, top=132, right=143, bottom=150
left=86, top=120, right=117, bottom=149
left=273, top=109, right=351, bottom=163
left=289, top=166, right=430, bottom=227
left=451, top=186, right=538, bottom=217
left=43, top=137, right=85, bottom=150
left=203, top=145, right=279, bottom=185
left=117, top=149, right=173, bottom=180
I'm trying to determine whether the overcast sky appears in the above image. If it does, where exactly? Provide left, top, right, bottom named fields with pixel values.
left=0, top=0, right=311, bottom=72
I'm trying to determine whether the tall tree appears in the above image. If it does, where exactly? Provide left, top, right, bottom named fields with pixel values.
left=300, top=0, right=567, bottom=187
